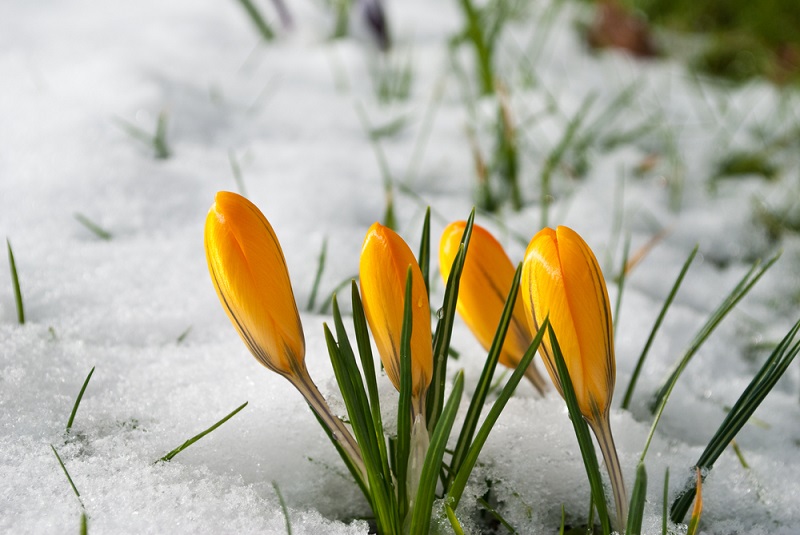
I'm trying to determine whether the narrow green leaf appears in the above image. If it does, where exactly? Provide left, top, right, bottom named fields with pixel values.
left=548, top=326, right=611, bottom=535
left=74, top=213, right=113, bottom=240
left=80, top=512, right=88, bottom=535
left=559, top=504, right=566, bottom=535
left=626, top=463, right=647, bottom=535
left=447, top=319, right=548, bottom=509
left=66, top=367, right=95, bottom=432
left=670, top=317, right=800, bottom=522
left=153, top=111, right=170, bottom=159
left=272, top=481, right=292, bottom=535
left=622, top=245, right=697, bottom=410
left=156, top=402, right=247, bottom=462
left=7, top=239, right=24, bottom=324
left=445, top=502, right=465, bottom=535
left=328, top=297, right=397, bottom=531
left=418, top=207, right=431, bottom=298
left=396, top=269, right=415, bottom=520
left=228, top=149, right=247, bottom=197
left=318, top=275, right=357, bottom=314
left=410, top=371, right=464, bottom=534
left=662, top=467, right=669, bottom=535
left=306, top=237, right=328, bottom=311
left=476, top=496, right=518, bottom=534
left=650, top=252, right=780, bottom=413
left=427, top=209, right=475, bottom=433
left=51, top=444, right=81, bottom=499
left=350, top=281, right=390, bottom=472
left=540, top=93, right=595, bottom=229
left=176, top=326, right=192, bottom=344
left=445, top=264, right=522, bottom=490
left=307, top=388, right=370, bottom=502
left=613, top=236, right=631, bottom=337
left=234, top=0, right=275, bottom=40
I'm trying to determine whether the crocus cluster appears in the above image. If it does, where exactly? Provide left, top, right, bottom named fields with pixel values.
left=204, top=191, right=627, bottom=530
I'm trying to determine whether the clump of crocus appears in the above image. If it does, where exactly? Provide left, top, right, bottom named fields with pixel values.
left=439, top=221, right=548, bottom=394
left=359, top=222, right=432, bottom=503
left=521, top=225, right=627, bottom=528
left=204, top=191, right=365, bottom=480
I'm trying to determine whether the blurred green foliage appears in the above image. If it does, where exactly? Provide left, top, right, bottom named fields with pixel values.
left=630, top=0, right=800, bottom=83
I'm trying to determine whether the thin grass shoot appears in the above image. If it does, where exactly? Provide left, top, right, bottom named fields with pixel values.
left=156, top=402, right=248, bottom=462
left=66, top=367, right=95, bottom=432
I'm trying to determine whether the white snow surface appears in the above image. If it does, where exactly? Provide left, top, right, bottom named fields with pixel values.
left=2, top=0, right=800, bottom=533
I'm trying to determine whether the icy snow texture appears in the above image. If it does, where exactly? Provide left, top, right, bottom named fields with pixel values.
left=2, top=0, right=800, bottom=533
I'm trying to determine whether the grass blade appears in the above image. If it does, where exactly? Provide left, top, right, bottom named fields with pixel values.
left=396, top=268, right=414, bottom=520
left=685, top=469, right=703, bottom=535
left=445, top=501, right=465, bottom=535
left=621, top=245, right=698, bottom=410
left=427, top=209, right=475, bottom=433
left=548, top=325, right=611, bottom=534
left=650, top=252, right=780, bottom=413
left=447, top=319, right=548, bottom=509
left=445, top=264, right=522, bottom=490
left=74, top=213, right=113, bottom=240
left=228, top=149, right=247, bottom=197
left=51, top=444, right=81, bottom=500
left=327, top=296, right=397, bottom=532
left=306, top=237, right=327, bottom=311
left=625, top=462, right=647, bottom=535
left=662, top=467, right=669, bottom=535
left=477, top=496, right=518, bottom=534
left=409, top=371, right=464, bottom=534
left=66, top=367, right=95, bottom=432
left=418, top=207, right=431, bottom=298
left=157, top=402, right=247, bottom=462
left=234, top=0, right=275, bottom=40
left=7, top=239, right=24, bottom=324
left=613, top=236, right=631, bottom=337
left=670, top=317, right=800, bottom=522
left=540, top=94, right=596, bottom=229
left=272, top=481, right=292, bottom=535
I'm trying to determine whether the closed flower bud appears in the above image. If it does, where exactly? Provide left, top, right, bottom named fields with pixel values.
left=521, top=225, right=615, bottom=421
left=439, top=221, right=547, bottom=394
left=522, top=225, right=628, bottom=527
left=204, top=191, right=305, bottom=377
left=360, top=222, right=433, bottom=399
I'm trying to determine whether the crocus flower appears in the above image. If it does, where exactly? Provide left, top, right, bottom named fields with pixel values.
left=439, top=221, right=548, bottom=394
left=204, top=191, right=365, bottom=483
left=204, top=191, right=305, bottom=377
left=360, top=222, right=433, bottom=403
left=521, top=225, right=627, bottom=527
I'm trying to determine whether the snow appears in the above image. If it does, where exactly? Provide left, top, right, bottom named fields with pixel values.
left=2, top=0, right=800, bottom=533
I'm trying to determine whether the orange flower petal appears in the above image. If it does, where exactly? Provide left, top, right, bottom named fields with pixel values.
left=204, top=191, right=305, bottom=376
left=439, top=221, right=532, bottom=369
left=522, top=226, right=614, bottom=420
left=360, top=223, right=433, bottom=397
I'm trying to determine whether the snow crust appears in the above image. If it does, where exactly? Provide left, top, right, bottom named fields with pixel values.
left=2, top=0, right=800, bottom=533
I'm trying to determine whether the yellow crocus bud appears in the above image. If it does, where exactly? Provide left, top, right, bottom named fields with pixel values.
left=439, top=221, right=548, bottom=394
left=359, top=222, right=433, bottom=400
left=204, top=191, right=306, bottom=377
left=521, top=225, right=627, bottom=528
left=521, top=225, right=614, bottom=420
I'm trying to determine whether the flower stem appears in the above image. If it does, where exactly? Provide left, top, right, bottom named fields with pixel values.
left=291, top=371, right=367, bottom=484
left=590, top=416, right=628, bottom=530
left=523, top=362, right=548, bottom=396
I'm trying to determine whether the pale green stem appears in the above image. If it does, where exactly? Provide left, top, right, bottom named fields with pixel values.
left=590, top=416, right=628, bottom=530
left=291, top=371, right=367, bottom=484
left=523, top=361, right=548, bottom=396
left=405, top=394, right=430, bottom=533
